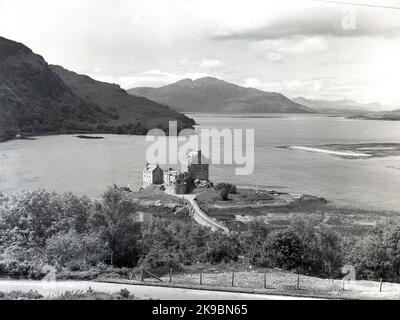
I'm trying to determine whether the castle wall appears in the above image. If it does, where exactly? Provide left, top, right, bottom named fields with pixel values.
left=165, top=183, right=188, bottom=195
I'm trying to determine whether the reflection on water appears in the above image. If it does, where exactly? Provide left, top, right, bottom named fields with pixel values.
left=1, top=114, right=400, bottom=211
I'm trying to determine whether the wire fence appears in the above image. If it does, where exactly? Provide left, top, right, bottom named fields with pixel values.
left=132, top=268, right=400, bottom=297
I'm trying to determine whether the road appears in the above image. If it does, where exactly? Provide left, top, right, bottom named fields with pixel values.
left=0, top=280, right=317, bottom=300
left=166, top=192, right=229, bottom=233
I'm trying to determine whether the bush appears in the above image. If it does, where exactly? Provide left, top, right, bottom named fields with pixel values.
left=265, top=230, right=303, bottom=270
left=5, top=290, right=43, bottom=300
left=140, top=244, right=181, bottom=274
left=216, top=183, right=237, bottom=194
left=219, top=189, right=230, bottom=201
left=202, top=233, right=240, bottom=264
left=46, top=230, right=109, bottom=268
left=0, top=190, right=93, bottom=261
left=0, top=259, right=46, bottom=279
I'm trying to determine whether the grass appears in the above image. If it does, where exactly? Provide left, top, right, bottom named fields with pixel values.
left=128, top=187, right=190, bottom=218
left=136, top=264, right=400, bottom=300
left=194, top=188, right=400, bottom=237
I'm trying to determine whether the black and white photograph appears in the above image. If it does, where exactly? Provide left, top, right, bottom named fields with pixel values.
left=1, top=0, right=400, bottom=307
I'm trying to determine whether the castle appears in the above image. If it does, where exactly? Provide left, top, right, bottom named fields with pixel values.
left=143, top=150, right=210, bottom=194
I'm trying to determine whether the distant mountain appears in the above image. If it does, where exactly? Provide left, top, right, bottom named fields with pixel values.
left=0, top=36, right=194, bottom=142
left=129, top=77, right=315, bottom=114
left=293, top=97, right=384, bottom=114
left=293, top=97, right=400, bottom=120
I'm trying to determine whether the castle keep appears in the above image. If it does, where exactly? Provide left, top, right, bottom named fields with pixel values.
left=182, top=150, right=209, bottom=181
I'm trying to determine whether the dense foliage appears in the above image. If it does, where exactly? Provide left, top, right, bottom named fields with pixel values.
left=215, top=183, right=237, bottom=194
left=0, top=187, right=399, bottom=282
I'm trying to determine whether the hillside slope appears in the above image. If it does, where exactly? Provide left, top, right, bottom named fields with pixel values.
left=129, top=77, right=314, bottom=114
left=0, top=36, right=109, bottom=141
left=51, top=66, right=195, bottom=133
left=0, top=37, right=194, bottom=142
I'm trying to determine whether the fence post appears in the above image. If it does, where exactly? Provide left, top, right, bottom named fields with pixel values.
left=296, top=273, right=300, bottom=290
left=200, top=272, right=203, bottom=285
left=141, top=268, right=144, bottom=282
left=379, top=279, right=383, bottom=292
left=232, top=272, right=235, bottom=287
left=169, top=268, right=173, bottom=284
left=264, top=273, right=267, bottom=289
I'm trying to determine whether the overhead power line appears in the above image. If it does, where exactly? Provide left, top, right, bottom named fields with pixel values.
left=312, top=0, right=400, bottom=10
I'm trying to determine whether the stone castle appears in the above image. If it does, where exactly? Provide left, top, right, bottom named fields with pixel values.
left=143, top=150, right=210, bottom=194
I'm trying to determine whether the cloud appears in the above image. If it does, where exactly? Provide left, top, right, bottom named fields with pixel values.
left=243, top=77, right=381, bottom=102
left=264, top=52, right=284, bottom=63
left=213, top=3, right=400, bottom=40
left=199, top=58, right=225, bottom=68
left=253, top=37, right=329, bottom=63
left=317, top=58, right=369, bottom=66
left=253, top=37, right=329, bottom=58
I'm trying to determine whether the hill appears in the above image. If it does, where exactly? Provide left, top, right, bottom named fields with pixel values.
left=0, top=37, right=194, bottom=142
left=350, top=109, right=400, bottom=121
left=293, top=97, right=383, bottom=115
left=0, top=36, right=108, bottom=141
left=51, top=66, right=195, bottom=134
left=129, top=77, right=315, bottom=114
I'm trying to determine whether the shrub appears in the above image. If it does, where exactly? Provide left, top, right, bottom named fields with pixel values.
left=119, top=288, right=132, bottom=299
left=6, top=290, right=43, bottom=300
left=46, top=230, right=109, bottom=268
left=140, top=244, right=181, bottom=274
left=265, top=229, right=303, bottom=270
left=219, top=189, right=230, bottom=201
left=216, top=183, right=237, bottom=194
left=202, top=233, right=240, bottom=264
left=0, top=259, right=46, bottom=279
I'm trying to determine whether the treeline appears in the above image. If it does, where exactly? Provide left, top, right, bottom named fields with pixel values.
left=0, top=186, right=399, bottom=281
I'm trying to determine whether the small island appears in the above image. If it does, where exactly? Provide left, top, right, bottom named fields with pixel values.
left=76, top=135, right=105, bottom=140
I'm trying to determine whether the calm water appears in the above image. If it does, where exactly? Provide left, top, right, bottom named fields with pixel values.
left=1, top=114, right=400, bottom=211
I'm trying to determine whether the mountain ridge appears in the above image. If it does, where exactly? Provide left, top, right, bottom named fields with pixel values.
left=292, top=97, right=386, bottom=114
left=129, top=78, right=315, bottom=114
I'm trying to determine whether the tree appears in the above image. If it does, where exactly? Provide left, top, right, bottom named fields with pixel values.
left=266, top=229, right=303, bottom=270
left=89, top=185, right=141, bottom=267
left=0, top=190, right=64, bottom=260
left=290, top=219, right=342, bottom=277
left=219, top=189, right=229, bottom=201
left=46, top=230, right=109, bottom=268
left=347, top=221, right=400, bottom=281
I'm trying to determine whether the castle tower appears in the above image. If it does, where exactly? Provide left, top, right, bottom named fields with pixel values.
left=183, top=150, right=209, bottom=181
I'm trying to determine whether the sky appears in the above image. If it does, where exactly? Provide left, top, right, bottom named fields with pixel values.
left=1, top=0, right=400, bottom=104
